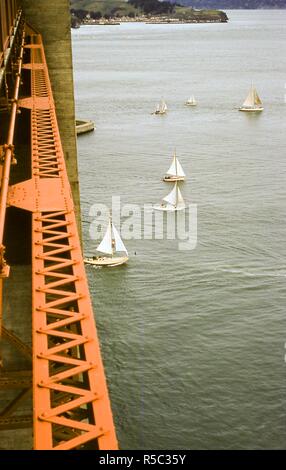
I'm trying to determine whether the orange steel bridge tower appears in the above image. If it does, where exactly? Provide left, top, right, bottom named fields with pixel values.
left=0, top=1, right=118, bottom=450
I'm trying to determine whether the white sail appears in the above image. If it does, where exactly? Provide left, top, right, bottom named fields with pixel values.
left=163, top=183, right=177, bottom=207
left=96, top=219, right=113, bottom=255
left=112, top=224, right=128, bottom=255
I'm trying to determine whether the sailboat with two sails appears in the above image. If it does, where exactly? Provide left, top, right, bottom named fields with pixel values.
left=239, top=84, right=264, bottom=112
left=153, top=100, right=168, bottom=115
left=154, top=181, right=186, bottom=212
left=84, top=216, right=128, bottom=267
left=185, top=95, right=197, bottom=107
left=163, top=151, right=186, bottom=182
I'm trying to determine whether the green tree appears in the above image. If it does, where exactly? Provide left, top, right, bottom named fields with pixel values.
left=90, top=11, right=102, bottom=20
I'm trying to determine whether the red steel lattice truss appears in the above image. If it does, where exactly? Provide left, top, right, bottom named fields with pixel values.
left=3, top=24, right=118, bottom=450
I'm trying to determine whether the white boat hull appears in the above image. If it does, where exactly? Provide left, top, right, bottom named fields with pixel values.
left=239, top=106, right=264, bottom=112
left=185, top=102, right=197, bottom=107
left=163, top=176, right=185, bottom=183
left=153, top=204, right=186, bottom=212
left=84, top=256, right=128, bottom=267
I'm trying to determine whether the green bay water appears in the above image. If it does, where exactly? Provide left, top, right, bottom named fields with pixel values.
left=72, top=10, right=286, bottom=449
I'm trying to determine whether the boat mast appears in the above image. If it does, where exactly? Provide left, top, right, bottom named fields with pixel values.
left=175, top=182, right=178, bottom=208
left=110, top=215, right=114, bottom=258
left=174, top=150, right=178, bottom=177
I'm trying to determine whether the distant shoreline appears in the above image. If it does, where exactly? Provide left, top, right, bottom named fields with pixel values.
left=79, top=21, right=227, bottom=26
left=81, top=21, right=227, bottom=26
left=71, top=6, right=228, bottom=29
left=78, top=16, right=228, bottom=27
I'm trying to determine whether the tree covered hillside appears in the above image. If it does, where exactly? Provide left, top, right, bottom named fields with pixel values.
left=170, top=0, right=286, bottom=9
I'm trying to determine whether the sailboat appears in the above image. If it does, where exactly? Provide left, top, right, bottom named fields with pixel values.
left=154, top=181, right=186, bottom=212
left=153, top=100, right=168, bottom=115
left=84, top=217, right=128, bottom=267
left=239, top=84, right=264, bottom=112
left=185, top=95, right=197, bottom=107
left=163, top=151, right=186, bottom=182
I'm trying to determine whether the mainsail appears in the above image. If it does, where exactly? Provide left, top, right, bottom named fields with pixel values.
left=96, top=219, right=113, bottom=255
